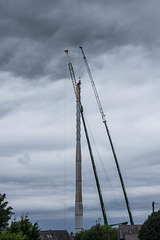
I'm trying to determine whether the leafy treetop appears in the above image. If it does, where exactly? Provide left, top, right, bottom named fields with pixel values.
left=9, top=215, right=40, bottom=240
left=138, top=210, right=160, bottom=240
left=75, top=224, right=117, bottom=240
left=0, top=193, right=14, bottom=232
left=0, top=231, right=27, bottom=240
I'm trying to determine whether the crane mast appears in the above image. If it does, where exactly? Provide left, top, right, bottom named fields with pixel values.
left=79, top=46, right=134, bottom=225
left=65, top=50, right=108, bottom=226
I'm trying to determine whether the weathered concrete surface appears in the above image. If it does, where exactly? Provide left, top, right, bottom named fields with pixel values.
left=117, top=225, right=142, bottom=240
left=125, top=235, right=139, bottom=240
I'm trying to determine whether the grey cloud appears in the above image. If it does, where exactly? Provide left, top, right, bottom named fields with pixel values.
left=18, top=153, right=31, bottom=165
left=0, top=0, right=160, bottom=79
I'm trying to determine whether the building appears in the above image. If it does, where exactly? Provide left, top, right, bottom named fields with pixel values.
left=117, top=225, right=142, bottom=240
left=40, top=230, right=71, bottom=240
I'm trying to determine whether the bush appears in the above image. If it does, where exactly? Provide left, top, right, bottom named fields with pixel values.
left=138, top=210, right=160, bottom=240
left=0, top=231, right=27, bottom=240
left=75, top=224, right=117, bottom=240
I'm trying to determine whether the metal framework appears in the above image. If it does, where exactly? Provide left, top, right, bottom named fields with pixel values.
left=79, top=46, right=134, bottom=225
left=65, top=50, right=108, bottom=225
left=75, top=80, right=83, bottom=233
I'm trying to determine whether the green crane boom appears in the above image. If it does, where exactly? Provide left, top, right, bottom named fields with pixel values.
left=79, top=46, right=134, bottom=225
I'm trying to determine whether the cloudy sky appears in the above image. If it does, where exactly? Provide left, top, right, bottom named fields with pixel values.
left=0, top=0, right=160, bottom=233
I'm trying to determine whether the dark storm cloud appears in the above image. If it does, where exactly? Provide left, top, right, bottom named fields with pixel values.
left=0, top=0, right=64, bottom=78
left=0, top=0, right=160, bottom=79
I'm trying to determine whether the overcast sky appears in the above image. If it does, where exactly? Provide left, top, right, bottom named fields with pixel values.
left=0, top=0, right=160, bottom=233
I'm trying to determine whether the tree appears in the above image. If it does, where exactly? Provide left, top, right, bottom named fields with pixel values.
left=75, top=224, right=117, bottom=240
left=0, top=193, right=14, bottom=232
left=0, top=231, right=27, bottom=240
left=0, top=193, right=40, bottom=239
left=9, top=215, right=40, bottom=240
left=138, top=210, right=160, bottom=240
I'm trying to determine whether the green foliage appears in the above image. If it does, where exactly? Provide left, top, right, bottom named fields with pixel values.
left=75, top=224, right=117, bottom=240
left=0, top=193, right=14, bottom=232
left=9, top=215, right=40, bottom=240
left=0, top=193, right=40, bottom=239
left=138, top=210, right=160, bottom=240
left=0, top=231, right=27, bottom=240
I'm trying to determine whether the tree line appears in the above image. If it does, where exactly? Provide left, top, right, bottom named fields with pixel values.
left=0, top=193, right=40, bottom=240
left=1, top=193, right=160, bottom=240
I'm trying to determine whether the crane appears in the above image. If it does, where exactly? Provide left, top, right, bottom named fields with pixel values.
left=79, top=46, right=134, bottom=225
left=65, top=50, right=108, bottom=225
left=75, top=80, right=83, bottom=233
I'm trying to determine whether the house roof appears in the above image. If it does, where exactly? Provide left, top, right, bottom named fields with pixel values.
left=40, top=230, right=71, bottom=240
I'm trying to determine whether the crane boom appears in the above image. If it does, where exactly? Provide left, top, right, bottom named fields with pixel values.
left=65, top=50, right=108, bottom=225
left=79, top=46, right=134, bottom=225
left=65, top=50, right=76, bottom=95
left=79, top=47, right=106, bottom=122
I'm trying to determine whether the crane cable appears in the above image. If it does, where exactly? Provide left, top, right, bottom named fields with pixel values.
left=63, top=56, right=68, bottom=229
